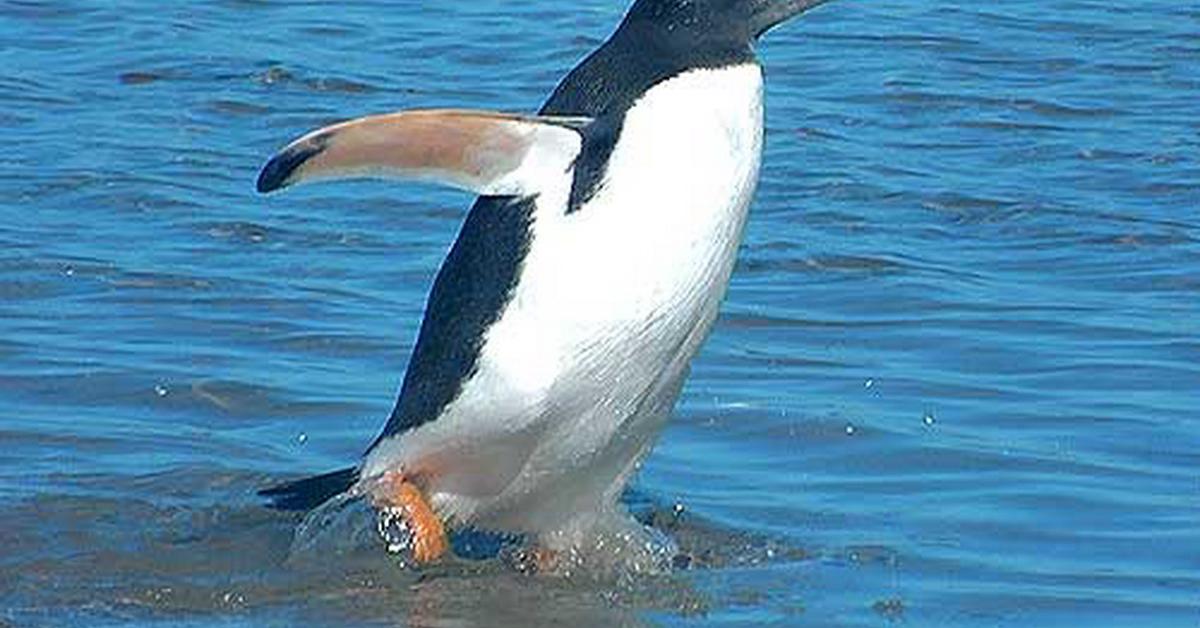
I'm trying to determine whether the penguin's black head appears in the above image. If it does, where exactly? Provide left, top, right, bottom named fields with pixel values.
left=625, top=0, right=830, bottom=44
left=540, top=0, right=831, bottom=116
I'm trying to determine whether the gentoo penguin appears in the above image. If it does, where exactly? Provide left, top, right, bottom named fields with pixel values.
left=257, top=0, right=832, bottom=566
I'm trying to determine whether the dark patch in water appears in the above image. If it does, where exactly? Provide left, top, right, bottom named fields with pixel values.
left=209, top=99, right=272, bottom=116
left=119, top=71, right=168, bottom=85
left=873, top=597, right=906, bottom=621
left=251, top=65, right=375, bottom=94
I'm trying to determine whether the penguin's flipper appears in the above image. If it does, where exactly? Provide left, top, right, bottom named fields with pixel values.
left=256, top=109, right=589, bottom=196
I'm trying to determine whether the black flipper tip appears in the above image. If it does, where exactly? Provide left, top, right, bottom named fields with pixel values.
left=255, top=134, right=328, bottom=194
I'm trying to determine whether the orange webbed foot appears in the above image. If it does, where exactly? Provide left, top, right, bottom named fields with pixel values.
left=372, top=472, right=448, bottom=564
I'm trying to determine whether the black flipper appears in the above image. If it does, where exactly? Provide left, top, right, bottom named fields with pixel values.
left=259, top=467, right=358, bottom=511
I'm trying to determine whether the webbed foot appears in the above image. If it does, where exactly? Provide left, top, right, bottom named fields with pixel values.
left=372, top=472, right=448, bottom=564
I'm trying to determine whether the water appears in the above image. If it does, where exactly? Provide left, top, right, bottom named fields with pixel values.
left=2, top=0, right=1197, bottom=625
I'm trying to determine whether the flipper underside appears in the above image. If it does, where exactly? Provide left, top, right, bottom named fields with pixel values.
left=256, top=108, right=589, bottom=196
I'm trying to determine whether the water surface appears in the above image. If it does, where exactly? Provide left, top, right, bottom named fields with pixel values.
left=2, top=0, right=1198, bottom=626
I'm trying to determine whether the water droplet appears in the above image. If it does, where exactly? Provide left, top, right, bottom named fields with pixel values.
left=154, top=384, right=169, bottom=397
left=377, top=507, right=414, bottom=555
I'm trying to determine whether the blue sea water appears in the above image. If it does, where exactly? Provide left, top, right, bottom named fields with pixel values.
left=1, top=0, right=1197, bottom=626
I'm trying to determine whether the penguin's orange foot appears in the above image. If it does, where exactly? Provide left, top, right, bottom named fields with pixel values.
left=372, top=473, right=448, bottom=564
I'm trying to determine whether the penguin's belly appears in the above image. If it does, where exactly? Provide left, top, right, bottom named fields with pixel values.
left=369, top=64, right=765, bottom=531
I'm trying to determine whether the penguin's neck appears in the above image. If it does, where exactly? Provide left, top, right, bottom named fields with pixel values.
left=542, top=22, right=756, bottom=118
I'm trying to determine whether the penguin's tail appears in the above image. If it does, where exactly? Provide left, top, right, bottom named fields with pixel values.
left=259, top=467, right=358, bottom=511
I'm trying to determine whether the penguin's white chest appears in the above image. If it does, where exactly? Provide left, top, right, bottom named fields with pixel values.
left=488, top=63, right=765, bottom=398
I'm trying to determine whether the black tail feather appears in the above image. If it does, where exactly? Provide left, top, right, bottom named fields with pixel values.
left=259, top=467, right=358, bottom=511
